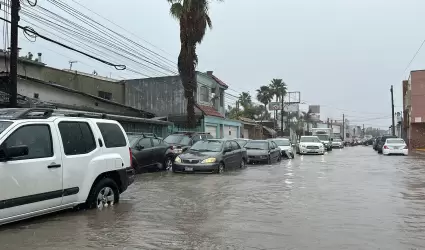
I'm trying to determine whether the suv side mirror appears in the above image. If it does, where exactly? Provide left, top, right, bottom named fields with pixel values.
left=0, top=144, right=29, bottom=161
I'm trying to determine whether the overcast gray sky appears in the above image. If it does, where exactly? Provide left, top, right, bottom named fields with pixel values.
left=10, top=0, right=425, bottom=129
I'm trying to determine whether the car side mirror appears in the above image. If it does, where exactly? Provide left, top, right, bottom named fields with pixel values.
left=224, top=148, right=232, bottom=153
left=0, top=144, right=29, bottom=161
left=136, top=145, right=144, bottom=151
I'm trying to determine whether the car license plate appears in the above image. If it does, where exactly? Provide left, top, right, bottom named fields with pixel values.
left=185, top=167, right=193, bottom=171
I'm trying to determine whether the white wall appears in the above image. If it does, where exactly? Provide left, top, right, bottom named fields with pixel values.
left=18, top=78, right=140, bottom=115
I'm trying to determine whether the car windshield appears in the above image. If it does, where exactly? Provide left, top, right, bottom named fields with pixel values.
left=235, top=140, right=249, bottom=147
left=245, top=141, right=268, bottom=150
left=127, top=135, right=141, bottom=146
left=274, top=140, right=290, bottom=146
left=190, top=140, right=223, bottom=152
left=333, top=139, right=342, bottom=142
left=0, top=121, right=12, bottom=135
left=164, top=134, right=192, bottom=145
left=316, top=135, right=329, bottom=141
left=300, top=137, right=321, bottom=143
left=387, top=139, right=405, bottom=144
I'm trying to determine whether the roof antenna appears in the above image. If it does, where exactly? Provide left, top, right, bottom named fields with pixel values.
left=69, top=60, right=78, bottom=70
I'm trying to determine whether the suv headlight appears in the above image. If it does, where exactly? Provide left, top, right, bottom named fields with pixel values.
left=201, top=158, right=216, bottom=163
left=300, top=144, right=306, bottom=148
left=175, top=156, right=182, bottom=163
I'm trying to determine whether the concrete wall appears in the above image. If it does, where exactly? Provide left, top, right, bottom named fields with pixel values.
left=125, top=76, right=186, bottom=116
left=17, top=78, right=143, bottom=116
left=0, top=54, right=126, bottom=105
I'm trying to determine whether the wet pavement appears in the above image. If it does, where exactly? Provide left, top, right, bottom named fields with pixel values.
left=1, top=146, right=425, bottom=249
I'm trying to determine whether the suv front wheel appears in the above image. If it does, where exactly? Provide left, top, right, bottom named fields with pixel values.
left=87, top=178, right=120, bottom=210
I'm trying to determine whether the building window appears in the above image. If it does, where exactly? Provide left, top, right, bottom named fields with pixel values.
left=199, top=86, right=209, bottom=102
left=98, top=91, right=112, bottom=100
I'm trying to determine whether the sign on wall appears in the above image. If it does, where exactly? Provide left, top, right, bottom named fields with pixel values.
left=284, top=104, right=299, bottom=112
left=268, top=102, right=282, bottom=110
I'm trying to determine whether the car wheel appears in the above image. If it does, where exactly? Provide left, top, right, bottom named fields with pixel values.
left=217, top=162, right=225, bottom=174
left=240, top=158, right=246, bottom=169
left=277, top=154, right=282, bottom=162
left=267, top=155, right=272, bottom=164
left=164, top=156, right=173, bottom=171
left=86, top=178, right=119, bottom=210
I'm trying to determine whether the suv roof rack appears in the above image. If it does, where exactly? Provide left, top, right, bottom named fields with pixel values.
left=0, top=108, right=54, bottom=120
left=125, top=132, right=159, bottom=139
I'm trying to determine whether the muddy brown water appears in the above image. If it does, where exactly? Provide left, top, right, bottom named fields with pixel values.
left=1, top=147, right=425, bottom=250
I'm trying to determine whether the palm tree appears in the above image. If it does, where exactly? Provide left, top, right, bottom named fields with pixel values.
left=256, top=86, right=273, bottom=110
left=269, top=79, right=287, bottom=120
left=238, top=92, right=252, bottom=110
left=168, top=0, right=221, bottom=127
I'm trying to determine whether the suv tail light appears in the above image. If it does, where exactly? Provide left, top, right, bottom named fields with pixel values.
left=383, top=145, right=389, bottom=149
left=129, top=148, right=133, bottom=168
left=404, top=145, right=408, bottom=149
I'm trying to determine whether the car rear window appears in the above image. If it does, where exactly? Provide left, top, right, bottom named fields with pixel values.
left=97, top=122, right=127, bottom=148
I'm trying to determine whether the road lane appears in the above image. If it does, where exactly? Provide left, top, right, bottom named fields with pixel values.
left=1, top=146, right=425, bottom=249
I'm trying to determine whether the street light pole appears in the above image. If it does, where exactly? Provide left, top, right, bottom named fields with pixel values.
left=9, top=0, right=20, bottom=108
left=390, top=85, right=395, bottom=136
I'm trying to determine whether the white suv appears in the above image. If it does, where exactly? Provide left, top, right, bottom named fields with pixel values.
left=0, top=108, right=134, bottom=225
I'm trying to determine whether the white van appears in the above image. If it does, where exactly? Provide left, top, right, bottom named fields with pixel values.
left=0, top=108, right=134, bottom=225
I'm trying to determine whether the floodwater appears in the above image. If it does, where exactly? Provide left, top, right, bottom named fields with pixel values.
left=1, top=146, right=425, bottom=250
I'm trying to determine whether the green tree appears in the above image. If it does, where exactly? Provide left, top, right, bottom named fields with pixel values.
left=269, top=79, right=287, bottom=120
left=168, top=0, right=221, bottom=127
left=256, top=86, right=273, bottom=123
left=238, top=92, right=252, bottom=110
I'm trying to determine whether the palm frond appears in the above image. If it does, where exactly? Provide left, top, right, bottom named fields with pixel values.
left=170, top=3, right=183, bottom=19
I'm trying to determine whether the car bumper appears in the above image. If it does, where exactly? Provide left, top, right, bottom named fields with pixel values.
left=173, top=163, right=219, bottom=173
left=281, top=150, right=293, bottom=157
left=117, top=167, right=135, bottom=193
left=332, top=144, right=343, bottom=148
left=383, top=149, right=408, bottom=155
left=299, top=148, right=325, bottom=154
left=247, top=155, right=269, bottom=163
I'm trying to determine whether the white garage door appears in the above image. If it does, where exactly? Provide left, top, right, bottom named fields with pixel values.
left=225, top=126, right=238, bottom=139
left=243, top=129, right=249, bottom=139
left=206, top=126, right=217, bottom=138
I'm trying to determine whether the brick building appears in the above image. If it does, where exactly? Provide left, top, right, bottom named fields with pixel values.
left=403, top=70, right=425, bottom=150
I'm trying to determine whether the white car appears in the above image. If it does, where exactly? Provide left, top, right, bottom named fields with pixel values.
left=331, top=138, right=344, bottom=148
left=0, top=108, right=134, bottom=225
left=382, top=138, right=408, bottom=156
left=271, top=138, right=294, bottom=158
left=297, top=136, right=325, bottom=155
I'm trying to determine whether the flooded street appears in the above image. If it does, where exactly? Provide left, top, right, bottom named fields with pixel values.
left=1, top=146, right=425, bottom=250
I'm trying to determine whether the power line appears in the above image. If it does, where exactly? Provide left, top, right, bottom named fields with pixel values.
left=402, top=38, right=425, bottom=77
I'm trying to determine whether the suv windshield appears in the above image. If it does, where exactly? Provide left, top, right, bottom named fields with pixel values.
left=190, top=140, right=223, bottom=152
left=274, top=140, right=290, bottom=146
left=164, top=134, right=192, bottom=145
left=300, top=137, right=321, bottom=143
left=245, top=141, right=268, bottom=150
left=316, top=135, right=329, bottom=141
left=0, top=121, right=12, bottom=134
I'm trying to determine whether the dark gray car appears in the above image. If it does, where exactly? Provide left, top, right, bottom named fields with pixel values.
left=173, top=139, right=247, bottom=174
left=245, top=140, right=281, bottom=164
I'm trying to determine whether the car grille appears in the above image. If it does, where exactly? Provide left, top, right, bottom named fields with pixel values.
left=307, top=146, right=319, bottom=149
left=182, top=159, right=200, bottom=164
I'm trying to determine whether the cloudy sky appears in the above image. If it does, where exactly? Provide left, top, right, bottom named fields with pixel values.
left=6, top=0, right=425, bottom=129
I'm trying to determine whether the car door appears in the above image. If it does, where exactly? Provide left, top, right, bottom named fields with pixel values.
left=151, top=138, right=167, bottom=166
left=268, top=141, right=277, bottom=161
left=0, top=122, right=63, bottom=223
left=133, top=138, right=154, bottom=168
left=272, top=141, right=280, bottom=160
left=223, top=141, right=235, bottom=168
left=230, top=141, right=242, bottom=168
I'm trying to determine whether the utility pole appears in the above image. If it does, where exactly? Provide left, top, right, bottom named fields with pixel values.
left=390, top=85, right=395, bottom=136
left=362, top=124, right=365, bottom=137
left=327, top=118, right=330, bottom=128
left=9, top=0, right=20, bottom=108
left=280, top=96, right=284, bottom=134
left=342, top=114, right=345, bottom=141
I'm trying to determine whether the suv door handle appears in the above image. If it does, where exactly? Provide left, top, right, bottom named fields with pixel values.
left=48, top=164, right=61, bottom=169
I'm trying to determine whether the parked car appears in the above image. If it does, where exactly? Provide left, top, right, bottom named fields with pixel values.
left=296, top=136, right=325, bottom=155
left=331, top=138, right=344, bottom=148
left=269, top=138, right=294, bottom=158
left=235, top=138, right=251, bottom=148
left=163, top=131, right=213, bottom=153
left=373, top=137, right=381, bottom=150
left=245, top=140, right=281, bottom=164
left=0, top=108, right=134, bottom=226
left=127, top=133, right=176, bottom=172
left=377, top=135, right=398, bottom=153
left=173, top=139, right=247, bottom=173
left=382, top=138, right=408, bottom=155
